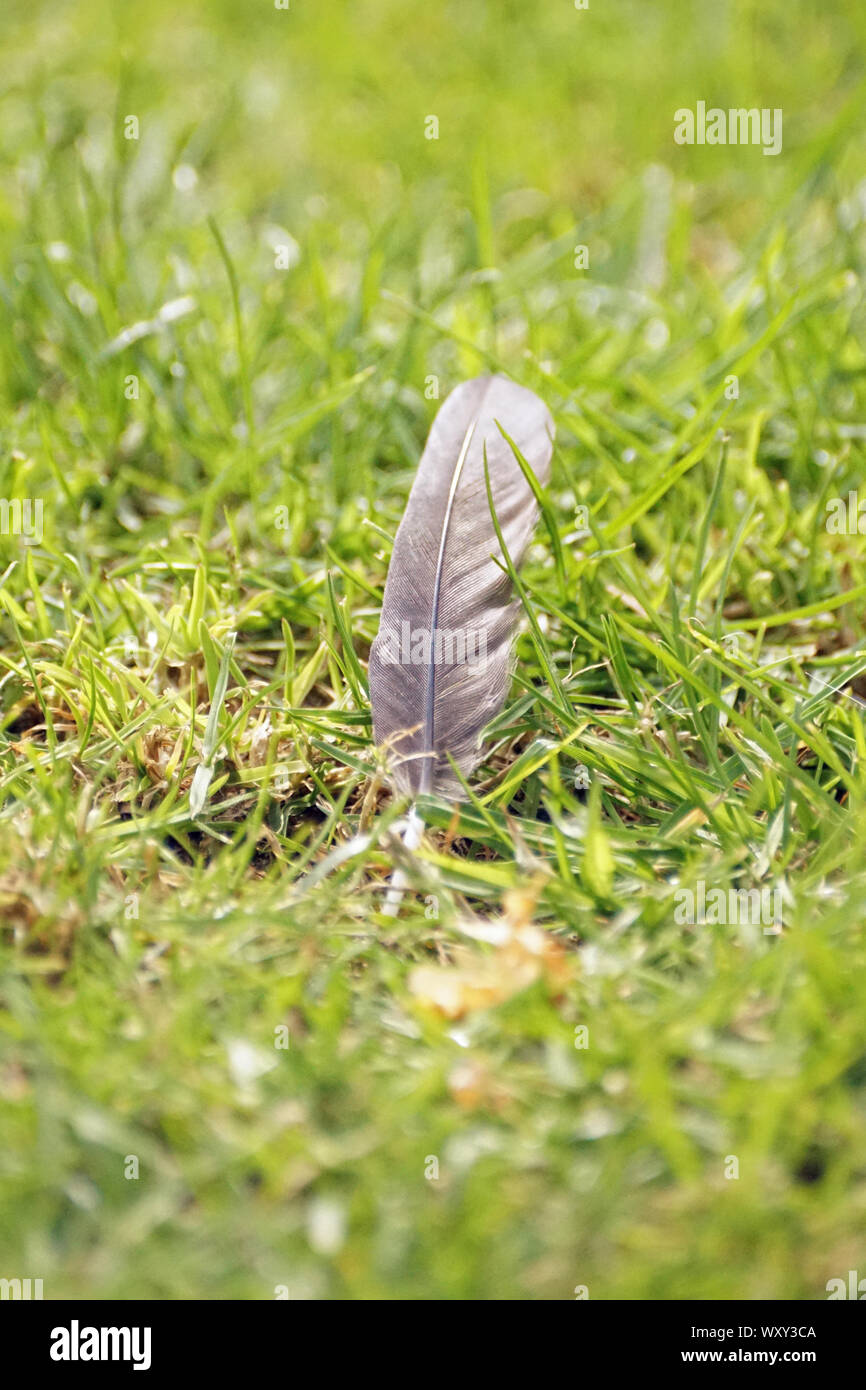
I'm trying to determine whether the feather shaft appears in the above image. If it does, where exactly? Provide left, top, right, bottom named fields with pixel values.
left=369, top=373, right=554, bottom=909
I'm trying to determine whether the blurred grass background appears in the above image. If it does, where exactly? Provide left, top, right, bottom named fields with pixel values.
left=1, top=0, right=866, bottom=1300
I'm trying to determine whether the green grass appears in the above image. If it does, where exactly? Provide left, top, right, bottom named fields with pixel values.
left=2, top=0, right=866, bottom=1300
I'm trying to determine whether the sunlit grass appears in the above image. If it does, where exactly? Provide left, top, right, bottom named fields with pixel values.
left=1, top=0, right=866, bottom=1299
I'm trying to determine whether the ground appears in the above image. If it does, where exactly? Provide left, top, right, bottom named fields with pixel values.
left=1, top=0, right=866, bottom=1299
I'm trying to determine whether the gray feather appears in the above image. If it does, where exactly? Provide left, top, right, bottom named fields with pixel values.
left=368, top=374, right=554, bottom=798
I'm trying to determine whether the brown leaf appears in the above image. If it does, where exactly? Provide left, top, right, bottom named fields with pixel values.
left=408, top=879, right=572, bottom=1019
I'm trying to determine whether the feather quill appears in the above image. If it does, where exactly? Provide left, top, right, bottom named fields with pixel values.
left=369, top=374, right=554, bottom=905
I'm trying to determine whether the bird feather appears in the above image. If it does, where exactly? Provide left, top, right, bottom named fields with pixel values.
left=368, top=374, right=554, bottom=800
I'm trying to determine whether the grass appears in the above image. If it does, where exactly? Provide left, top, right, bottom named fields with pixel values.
left=1, top=0, right=866, bottom=1300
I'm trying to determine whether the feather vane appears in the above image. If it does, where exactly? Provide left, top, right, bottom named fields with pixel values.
left=369, top=374, right=554, bottom=799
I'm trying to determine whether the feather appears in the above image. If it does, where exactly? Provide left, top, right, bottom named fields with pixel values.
left=369, top=374, right=554, bottom=801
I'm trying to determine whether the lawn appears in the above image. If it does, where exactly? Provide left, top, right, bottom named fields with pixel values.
left=1, top=0, right=866, bottom=1300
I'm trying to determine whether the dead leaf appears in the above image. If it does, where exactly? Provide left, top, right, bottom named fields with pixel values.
left=408, top=879, right=572, bottom=1019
